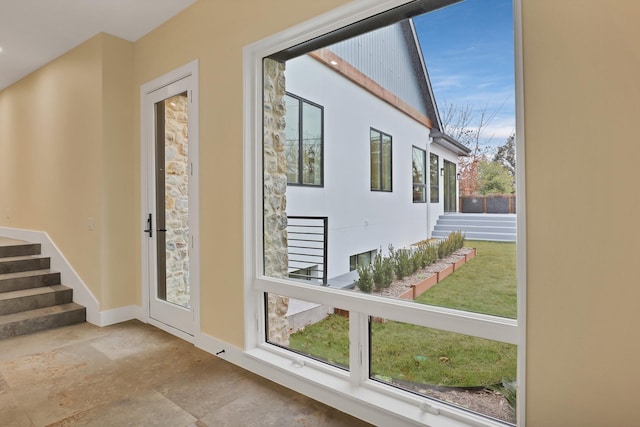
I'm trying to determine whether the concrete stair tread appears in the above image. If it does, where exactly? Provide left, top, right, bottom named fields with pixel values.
left=0, top=302, right=85, bottom=325
left=0, top=269, right=56, bottom=280
left=0, top=237, right=30, bottom=246
left=0, top=238, right=41, bottom=258
left=0, top=285, right=70, bottom=301
left=0, top=237, right=85, bottom=338
left=432, top=213, right=517, bottom=242
left=0, top=254, right=48, bottom=262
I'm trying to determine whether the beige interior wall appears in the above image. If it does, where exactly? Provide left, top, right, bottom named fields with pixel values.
left=133, top=0, right=350, bottom=346
left=0, top=36, right=105, bottom=299
left=0, top=33, right=136, bottom=311
left=100, top=34, right=137, bottom=309
left=522, top=1, right=640, bottom=426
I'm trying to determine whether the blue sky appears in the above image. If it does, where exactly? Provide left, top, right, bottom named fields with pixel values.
left=413, top=0, right=515, bottom=148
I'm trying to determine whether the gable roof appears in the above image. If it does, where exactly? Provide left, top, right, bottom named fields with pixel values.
left=325, top=19, right=470, bottom=156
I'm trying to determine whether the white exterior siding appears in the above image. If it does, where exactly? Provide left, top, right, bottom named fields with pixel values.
left=285, top=55, right=447, bottom=279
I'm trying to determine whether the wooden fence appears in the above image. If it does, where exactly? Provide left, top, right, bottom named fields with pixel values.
left=459, top=195, right=516, bottom=214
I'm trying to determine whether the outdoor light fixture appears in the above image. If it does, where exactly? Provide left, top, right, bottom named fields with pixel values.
left=440, top=167, right=444, bottom=176
left=457, top=173, right=462, bottom=180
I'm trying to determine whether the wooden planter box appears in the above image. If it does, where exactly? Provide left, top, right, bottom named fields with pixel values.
left=437, top=264, right=454, bottom=282
left=452, top=257, right=466, bottom=271
left=465, top=248, right=477, bottom=262
left=335, top=308, right=349, bottom=318
left=411, top=273, right=438, bottom=298
left=398, top=288, right=414, bottom=300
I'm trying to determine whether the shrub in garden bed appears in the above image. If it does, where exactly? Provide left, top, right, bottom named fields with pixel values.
left=355, top=231, right=466, bottom=293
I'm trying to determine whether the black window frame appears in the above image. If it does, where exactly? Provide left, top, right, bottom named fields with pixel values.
left=370, top=128, right=393, bottom=192
left=430, top=152, right=439, bottom=203
left=412, top=146, right=427, bottom=203
left=284, top=92, right=324, bottom=187
left=349, top=249, right=377, bottom=271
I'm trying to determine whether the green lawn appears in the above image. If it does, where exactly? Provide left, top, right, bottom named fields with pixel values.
left=289, top=240, right=518, bottom=388
left=416, top=240, right=517, bottom=318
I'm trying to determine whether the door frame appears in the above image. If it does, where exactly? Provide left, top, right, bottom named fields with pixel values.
left=140, top=60, right=200, bottom=342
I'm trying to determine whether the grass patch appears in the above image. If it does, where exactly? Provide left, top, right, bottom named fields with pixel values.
left=416, top=240, right=517, bottom=318
left=370, top=321, right=516, bottom=387
left=289, top=240, right=517, bottom=387
left=289, top=314, right=350, bottom=368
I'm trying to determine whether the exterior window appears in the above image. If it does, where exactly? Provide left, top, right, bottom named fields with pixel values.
left=430, top=152, right=439, bottom=203
left=252, top=2, right=521, bottom=425
left=370, top=128, right=392, bottom=191
left=284, top=93, right=323, bottom=186
left=412, top=146, right=426, bottom=203
left=349, top=249, right=376, bottom=271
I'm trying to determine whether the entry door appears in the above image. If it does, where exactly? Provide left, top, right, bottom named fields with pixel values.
left=143, top=71, right=197, bottom=336
left=443, top=160, right=457, bottom=213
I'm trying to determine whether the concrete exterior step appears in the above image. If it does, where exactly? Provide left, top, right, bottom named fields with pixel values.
left=0, top=238, right=41, bottom=258
left=0, top=269, right=61, bottom=292
left=434, top=224, right=516, bottom=234
left=433, top=214, right=517, bottom=242
left=432, top=230, right=516, bottom=242
left=0, top=285, right=73, bottom=316
left=437, top=219, right=516, bottom=227
left=0, top=302, right=86, bottom=339
left=0, top=256, right=50, bottom=274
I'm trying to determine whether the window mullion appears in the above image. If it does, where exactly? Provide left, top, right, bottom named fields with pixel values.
left=298, top=98, right=304, bottom=184
left=349, top=311, right=370, bottom=387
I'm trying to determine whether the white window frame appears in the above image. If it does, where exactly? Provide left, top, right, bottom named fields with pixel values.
left=243, top=0, right=527, bottom=426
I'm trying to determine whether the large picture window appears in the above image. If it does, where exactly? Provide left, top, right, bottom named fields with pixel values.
left=247, top=1, right=522, bottom=426
left=370, top=128, right=392, bottom=191
left=412, top=146, right=426, bottom=202
left=430, top=152, right=439, bottom=203
left=284, top=93, right=323, bottom=186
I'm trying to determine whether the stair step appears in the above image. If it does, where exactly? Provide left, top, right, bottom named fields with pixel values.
left=0, top=303, right=86, bottom=339
left=433, top=214, right=517, bottom=242
left=434, top=225, right=516, bottom=234
left=432, top=230, right=516, bottom=242
left=437, top=219, right=516, bottom=227
left=0, top=285, right=73, bottom=316
left=0, top=255, right=50, bottom=274
left=0, top=269, right=61, bottom=292
left=0, top=238, right=41, bottom=258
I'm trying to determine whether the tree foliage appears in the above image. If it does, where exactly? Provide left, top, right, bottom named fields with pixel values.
left=493, top=133, right=516, bottom=177
left=478, top=160, right=515, bottom=195
left=440, top=102, right=515, bottom=196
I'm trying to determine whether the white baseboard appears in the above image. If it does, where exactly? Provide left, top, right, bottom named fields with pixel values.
left=194, top=331, right=244, bottom=364
left=98, top=305, right=144, bottom=327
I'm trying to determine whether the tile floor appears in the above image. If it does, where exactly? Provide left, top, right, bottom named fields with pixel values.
left=0, top=320, right=372, bottom=427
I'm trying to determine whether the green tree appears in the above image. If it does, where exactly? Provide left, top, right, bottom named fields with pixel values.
left=493, top=133, right=516, bottom=177
left=478, top=160, right=515, bottom=195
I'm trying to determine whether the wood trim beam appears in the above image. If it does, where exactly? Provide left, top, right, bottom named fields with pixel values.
left=309, top=49, right=433, bottom=129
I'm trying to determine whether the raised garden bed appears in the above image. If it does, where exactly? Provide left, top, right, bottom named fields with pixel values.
left=352, top=247, right=477, bottom=301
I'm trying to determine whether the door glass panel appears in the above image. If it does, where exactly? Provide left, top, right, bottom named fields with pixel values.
left=443, top=159, right=456, bottom=212
left=155, top=93, right=190, bottom=308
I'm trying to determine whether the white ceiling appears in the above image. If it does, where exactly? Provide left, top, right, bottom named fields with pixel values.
left=0, top=0, right=197, bottom=91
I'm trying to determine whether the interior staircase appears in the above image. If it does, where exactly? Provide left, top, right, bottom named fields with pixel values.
left=0, top=237, right=85, bottom=339
left=432, top=213, right=517, bottom=242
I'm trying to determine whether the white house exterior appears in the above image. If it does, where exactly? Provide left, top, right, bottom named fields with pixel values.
left=282, top=19, right=469, bottom=285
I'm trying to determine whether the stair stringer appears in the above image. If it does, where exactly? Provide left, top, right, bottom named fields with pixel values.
left=0, top=227, right=99, bottom=325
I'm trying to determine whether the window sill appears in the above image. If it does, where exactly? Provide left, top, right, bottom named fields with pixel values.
left=242, top=344, right=511, bottom=427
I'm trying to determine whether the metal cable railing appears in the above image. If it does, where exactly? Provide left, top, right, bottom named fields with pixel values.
left=286, top=216, right=328, bottom=285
